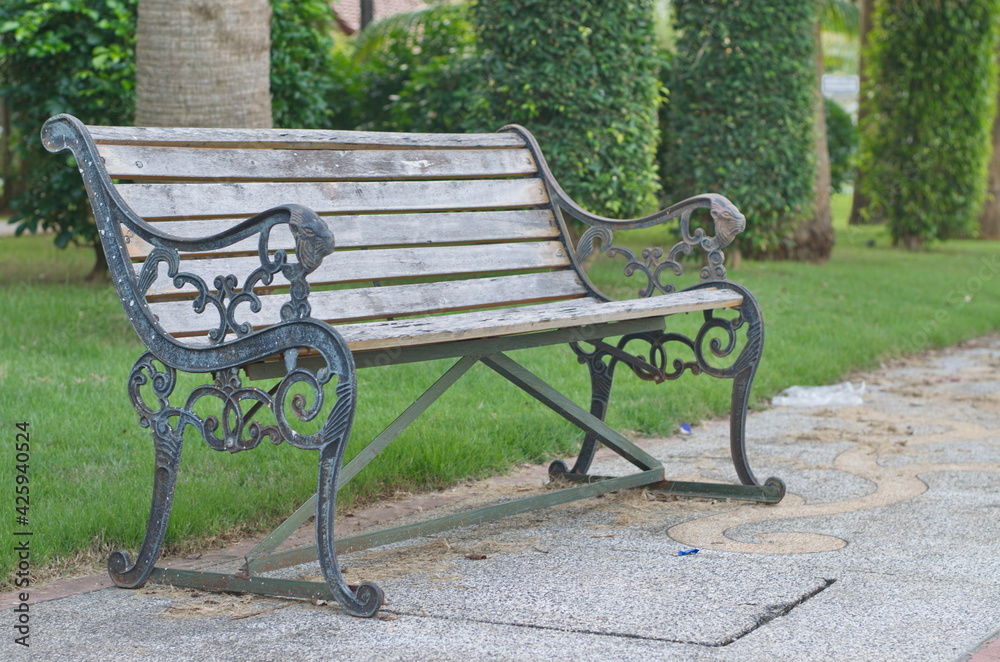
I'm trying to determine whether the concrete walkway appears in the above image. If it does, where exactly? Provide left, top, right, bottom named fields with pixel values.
left=4, top=337, right=1000, bottom=661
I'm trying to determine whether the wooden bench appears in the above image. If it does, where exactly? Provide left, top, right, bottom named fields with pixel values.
left=42, top=113, right=784, bottom=618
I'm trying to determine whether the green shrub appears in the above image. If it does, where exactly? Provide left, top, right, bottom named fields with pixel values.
left=389, top=13, right=491, bottom=133
left=469, top=0, right=662, bottom=219
left=0, top=0, right=340, bottom=270
left=825, top=98, right=857, bottom=194
left=270, top=0, right=341, bottom=129
left=662, top=0, right=817, bottom=256
left=326, top=2, right=663, bottom=216
left=328, top=5, right=482, bottom=133
left=858, top=0, right=999, bottom=247
left=0, top=0, right=137, bottom=263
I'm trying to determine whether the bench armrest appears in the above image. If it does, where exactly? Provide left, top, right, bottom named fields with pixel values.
left=500, top=124, right=745, bottom=294
left=132, top=203, right=335, bottom=334
left=41, top=113, right=337, bottom=367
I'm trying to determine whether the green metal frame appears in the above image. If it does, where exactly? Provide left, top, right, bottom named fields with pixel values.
left=148, top=317, right=784, bottom=600
left=153, top=337, right=783, bottom=600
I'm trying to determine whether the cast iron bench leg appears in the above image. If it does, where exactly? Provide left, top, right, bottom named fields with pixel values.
left=316, top=440, right=384, bottom=617
left=550, top=347, right=615, bottom=477
left=109, top=393, right=184, bottom=588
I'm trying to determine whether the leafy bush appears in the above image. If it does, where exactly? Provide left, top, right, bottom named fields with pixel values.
left=662, top=0, right=817, bottom=256
left=825, top=98, right=857, bottom=194
left=0, top=0, right=341, bottom=272
left=328, top=1, right=664, bottom=220
left=324, top=4, right=484, bottom=133
left=858, top=0, right=1000, bottom=247
left=270, top=0, right=341, bottom=129
left=0, top=0, right=137, bottom=269
left=470, top=0, right=662, bottom=219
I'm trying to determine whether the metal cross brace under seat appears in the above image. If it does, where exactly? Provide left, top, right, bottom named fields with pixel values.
left=149, top=350, right=783, bottom=600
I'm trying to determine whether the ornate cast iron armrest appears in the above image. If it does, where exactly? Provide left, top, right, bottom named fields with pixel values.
left=500, top=124, right=746, bottom=293
left=41, top=114, right=337, bottom=362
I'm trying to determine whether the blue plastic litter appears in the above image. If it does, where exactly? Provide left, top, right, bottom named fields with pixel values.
left=677, top=548, right=699, bottom=556
left=679, top=423, right=692, bottom=435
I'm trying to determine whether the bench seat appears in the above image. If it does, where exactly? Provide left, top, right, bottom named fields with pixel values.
left=172, top=288, right=742, bottom=352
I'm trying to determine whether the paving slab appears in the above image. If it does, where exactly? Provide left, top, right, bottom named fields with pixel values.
left=3, top=336, right=1000, bottom=661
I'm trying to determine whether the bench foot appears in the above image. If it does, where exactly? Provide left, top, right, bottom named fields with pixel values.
left=316, top=442, right=384, bottom=618
left=109, top=422, right=183, bottom=589
left=565, top=342, right=618, bottom=475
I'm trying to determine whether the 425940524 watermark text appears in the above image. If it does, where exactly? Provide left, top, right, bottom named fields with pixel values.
left=12, top=421, right=32, bottom=649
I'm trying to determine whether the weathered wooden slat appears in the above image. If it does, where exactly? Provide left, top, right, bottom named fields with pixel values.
left=176, top=289, right=743, bottom=352
left=140, top=241, right=572, bottom=298
left=121, top=210, right=560, bottom=259
left=100, top=145, right=538, bottom=182
left=151, top=271, right=589, bottom=336
left=88, top=124, right=525, bottom=150
left=338, top=289, right=743, bottom=352
left=116, top=179, right=549, bottom=220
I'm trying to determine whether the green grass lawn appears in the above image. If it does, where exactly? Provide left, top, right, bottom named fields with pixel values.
left=2, top=194, right=999, bottom=586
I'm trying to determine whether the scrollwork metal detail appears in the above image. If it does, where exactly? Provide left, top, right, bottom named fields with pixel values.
left=136, top=210, right=335, bottom=344
left=573, top=195, right=746, bottom=297
left=570, top=301, right=754, bottom=386
left=127, top=345, right=350, bottom=455
left=575, top=227, right=683, bottom=297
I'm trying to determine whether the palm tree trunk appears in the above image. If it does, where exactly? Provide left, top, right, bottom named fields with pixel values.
left=848, top=0, right=874, bottom=225
left=979, top=75, right=1000, bottom=239
left=135, top=0, right=272, bottom=128
left=361, top=0, right=374, bottom=30
left=788, top=19, right=835, bottom=261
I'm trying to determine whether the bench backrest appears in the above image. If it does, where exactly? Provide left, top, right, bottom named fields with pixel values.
left=83, top=124, right=593, bottom=343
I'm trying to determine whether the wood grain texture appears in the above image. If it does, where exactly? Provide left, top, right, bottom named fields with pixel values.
left=121, top=210, right=560, bottom=259
left=335, top=289, right=743, bottom=352
left=100, top=145, right=537, bottom=181
left=174, top=289, right=743, bottom=352
left=88, top=124, right=525, bottom=150
left=116, top=179, right=549, bottom=219
left=139, top=241, right=572, bottom=298
left=150, top=271, right=590, bottom=335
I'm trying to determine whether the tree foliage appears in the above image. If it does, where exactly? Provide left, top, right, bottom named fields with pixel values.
left=470, top=0, right=662, bottom=218
left=0, top=0, right=339, bottom=269
left=858, top=0, right=1000, bottom=247
left=271, top=0, right=344, bottom=129
left=662, top=0, right=818, bottom=257
left=323, top=1, right=662, bottom=219
left=0, top=0, right=136, bottom=258
left=825, top=98, right=857, bottom=194
left=326, top=5, right=484, bottom=133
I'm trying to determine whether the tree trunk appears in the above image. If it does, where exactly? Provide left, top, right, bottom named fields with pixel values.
left=788, top=19, right=835, bottom=261
left=85, top=245, right=110, bottom=283
left=0, top=100, right=10, bottom=214
left=360, top=0, right=374, bottom=30
left=979, top=76, right=1000, bottom=239
left=848, top=0, right=874, bottom=225
left=135, top=0, right=272, bottom=128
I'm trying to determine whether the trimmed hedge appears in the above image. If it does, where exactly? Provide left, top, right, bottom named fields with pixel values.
left=662, top=0, right=817, bottom=256
left=858, top=0, right=1000, bottom=247
left=469, top=0, right=662, bottom=218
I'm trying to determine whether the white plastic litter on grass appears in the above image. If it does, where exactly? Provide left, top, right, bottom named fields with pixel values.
left=771, top=381, right=866, bottom=407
